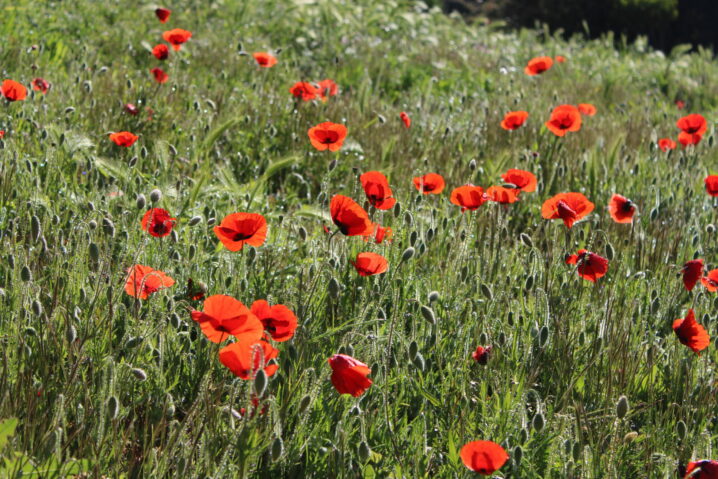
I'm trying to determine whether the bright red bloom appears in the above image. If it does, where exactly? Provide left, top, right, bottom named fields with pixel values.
left=360, top=171, right=396, bottom=210
left=472, top=345, right=492, bottom=365
left=565, top=249, right=609, bottom=282
left=141, top=208, right=176, bottom=237
left=555, top=55, right=566, bottom=63
left=608, top=194, right=636, bottom=224
left=328, top=354, right=372, bottom=397
left=685, top=460, right=718, bottom=478
left=155, top=7, right=171, bottom=23
left=1, top=79, right=27, bottom=101
left=330, top=195, right=373, bottom=236
left=0, top=131, right=4, bottom=139
left=673, top=309, right=710, bottom=354
left=501, top=168, right=537, bottom=192
left=677, top=114, right=707, bottom=146
left=289, top=82, right=318, bottom=101
left=400, top=111, right=411, bottom=129
left=124, top=103, right=139, bottom=115
left=31, top=78, right=50, bottom=94
left=676, top=100, right=686, bottom=110
left=109, top=131, right=138, bottom=147
left=124, top=264, right=175, bottom=299
left=250, top=300, right=298, bottom=342
left=541, top=192, right=594, bottom=228
left=213, top=212, right=268, bottom=252
left=682, top=259, right=704, bottom=291
left=701, top=269, right=718, bottom=292
left=450, top=185, right=488, bottom=212
left=152, top=44, right=169, bottom=60
left=705, top=176, right=718, bottom=197
left=578, top=103, right=596, bottom=116
left=524, top=56, right=554, bottom=75
left=317, top=79, right=338, bottom=100
left=460, top=441, right=509, bottom=475
left=220, top=338, right=279, bottom=380
left=191, top=295, right=264, bottom=344
left=486, top=185, right=521, bottom=204
left=308, top=122, right=348, bottom=151
left=351, top=252, right=389, bottom=276
left=500, top=111, right=529, bottom=130
left=365, top=223, right=393, bottom=244
left=150, top=68, right=169, bottom=84
left=413, top=173, right=445, bottom=194
left=545, top=105, right=582, bottom=137
left=253, top=52, right=277, bottom=68
left=658, top=138, right=676, bottom=152
left=162, top=28, right=192, bottom=51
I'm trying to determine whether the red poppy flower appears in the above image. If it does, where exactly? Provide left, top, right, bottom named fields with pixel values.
left=152, top=44, right=169, bottom=60
left=500, top=111, right=529, bottom=130
left=191, top=295, right=264, bottom=344
left=317, top=79, right=338, bottom=100
left=360, top=171, right=396, bottom=210
left=673, top=309, right=710, bottom=354
left=578, top=103, right=596, bottom=116
left=351, top=252, right=389, bottom=276
left=701, top=269, right=718, bottom=292
left=677, top=113, right=707, bottom=146
left=400, top=111, right=411, bottom=129
left=213, top=212, right=268, bottom=252
left=253, top=52, right=277, bottom=68
left=486, top=186, right=521, bottom=204
left=328, top=354, right=372, bottom=397
left=330, top=195, right=373, bottom=236
left=141, top=208, right=176, bottom=237
left=289, top=81, right=318, bottom=101
left=675, top=100, right=686, bottom=110
left=541, top=192, right=594, bottom=228
left=220, top=338, right=279, bottom=380
left=162, top=28, right=192, bottom=51
left=31, top=78, right=50, bottom=94
left=308, top=122, right=348, bottom=152
left=545, top=105, right=582, bottom=137
left=124, top=264, right=175, bottom=299
left=155, top=7, right=171, bottom=23
left=501, top=169, right=537, bottom=192
left=364, top=223, right=393, bottom=244
left=472, top=345, right=492, bottom=365
left=565, top=249, right=609, bottom=282
left=124, top=103, right=139, bottom=115
left=460, top=440, right=509, bottom=475
left=413, top=173, right=445, bottom=194
left=524, top=56, right=554, bottom=75
left=685, top=460, right=718, bottom=478
left=1, top=79, right=27, bottom=101
left=250, top=300, right=298, bottom=342
left=608, top=194, right=636, bottom=224
left=555, top=55, right=566, bottom=63
left=705, top=175, right=718, bottom=197
left=682, top=259, right=704, bottom=291
left=150, top=67, right=169, bottom=84
left=450, top=185, right=488, bottom=212
left=658, top=138, right=676, bottom=152
left=0, top=131, right=4, bottom=139
left=109, top=131, right=139, bottom=147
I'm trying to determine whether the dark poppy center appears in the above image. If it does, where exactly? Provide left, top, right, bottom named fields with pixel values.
left=233, top=232, right=253, bottom=241
left=320, top=131, right=339, bottom=144
left=621, top=200, right=634, bottom=213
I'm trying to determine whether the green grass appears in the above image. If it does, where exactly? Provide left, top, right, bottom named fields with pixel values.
left=1, top=0, right=718, bottom=477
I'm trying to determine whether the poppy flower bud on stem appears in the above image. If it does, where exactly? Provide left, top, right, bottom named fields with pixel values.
left=107, top=396, right=119, bottom=420
left=32, top=299, right=43, bottom=317
left=150, top=189, right=162, bottom=203
left=328, top=277, right=341, bottom=298
left=21, top=265, right=32, bottom=282
left=189, top=215, right=202, bottom=226
left=401, top=247, right=415, bottom=262
left=532, top=412, right=545, bottom=432
left=31, top=215, right=41, bottom=242
left=358, top=441, right=371, bottom=463
left=136, top=194, right=146, bottom=209
left=270, top=437, right=283, bottom=461
left=298, top=395, right=311, bottom=414
left=131, top=368, right=148, bottom=381
left=616, top=395, right=629, bottom=419
left=420, top=305, right=436, bottom=324
left=676, top=420, right=686, bottom=439
left=254, top=369, right=268, bottom=398
left=66, top=324, right=77, bottom=343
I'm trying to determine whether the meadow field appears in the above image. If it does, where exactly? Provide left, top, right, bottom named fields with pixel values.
left=1, top=0, right=718, bottom=477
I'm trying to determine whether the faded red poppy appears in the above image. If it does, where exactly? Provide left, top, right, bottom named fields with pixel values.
left=524, top=56, right=553, bottom=75
left=185, top=278, right=206, bottom=301
left=677, top=114, right=707, bottom=146
left=682, top=259, right=704, bottom=291
left=253, top=52, right=277, bottom=68
left=109, top=131, right=139, bottom=147
left=472, top=345, right=492, bottom=365
left=155, top=7, right=171, bottom=23
left=608, top=194, right=636, bottom=224
left=351, top=252, right=389, bottom=276
left=555, top=55, right=566, bottom=63
left=330, top=195, right=373, bottom=236
left=191, top=295, right=264, bottom=344
left=545, top=105, right=582, bottom=137
left=450, top=185, right=488, bottom=212
left=541, top=192, right=594, bottom=228
left=501, top=168, right=537, bottom=192
left=701, top=269, right=718, bottom=292
left=152, top=44, right=169, bottom=60
left=308, top=122, right=347, bottom=152
left=31, top=78, right=50, bottom=94
left=500, top=111, right=529, bottom=130
left=251, top=300, right=298, bottom=342
left=685, top=460, right=718, bottom=478
left=213, top=212, right=268, bottom=252
left=658, top=138, right=676, bottom=152
left=673, top=309, right=710, bottom=354
left=565, top=249, right=609, bottom=282
left=486, top=185, right=521, bottom=204
left=676, top=100, right=686, bottom=110
left=360, top=171, right=396, bottom=210
left=460, top=441, right=509, bottom=475
left=124, top=103, right=139, bottom=115
left=400, top=111, right=411, bottom=129
left=1, top=79, right=27, bottom=101
left=365, top=223, right=393, bottom=244
left=705, top=175, right=718, bottom=197
left=289, top=82, right=318, bottom=101
left=141, top=208, right=176, bottom=237
left=220, top=338, right=279, bottom=380
left=413, top=173, right=445, bottom=195
left=162, top=28, right=192, bottom=51
left=150, top=67, right=169, bottom=84
left=124, top=264, right=175, bottom=299
left=328, top=354, right=372, bottom=397
left=317, top=79, right=338, bottom=100
left=578, top=103, right=596, bottom=116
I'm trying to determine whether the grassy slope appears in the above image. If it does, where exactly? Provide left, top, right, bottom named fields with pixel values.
left=1, top=0, right=718, bottom=477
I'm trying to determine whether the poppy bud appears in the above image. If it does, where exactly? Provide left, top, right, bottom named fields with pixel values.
left=513, top=445, right=523, bottom=464
left=328, top=159, right=337, bottom=172
left=393, top=202, right=401, bottom=218
left=31, top=299, right=43, bottom=317
left=408, top=340, right=419, bottom=359
left=412, top=352, right=425, bottom=371
left=377, top=114, right=386, bottom=123
left=519, top=428, right=529, bottom=443
left=616, top=395, right=629, bottom=419
left=270, top=437, right=283, bottom=461
left=524, top=275, right=534, bottom=291
left=65, top=107, right=75, bottom=115
left=254, top=369, right=268, bottom=397
left=428, top=291, right=439, bottom=303
left=519, top=233, right=533, bottom=247
left=21, top=265, right=32, bottom=282
left=563, top=439, right=572, bottom=455
left=107, top=396, right=119, bottom=420
left=539, top=325, right=550, bottom=348
left=150, top=189, right=162, bottom=203
left=358, top=441, right=371, bottom=463
left=469, top=159, right=477, bottom=170
left=676, top=420, right=686, bottom=439
left=420, top=305, right=436, bottom=324
left=88, top=220, right=98, bottom=230
left=401, top=247, right=415, bottom=262
left=409, top=230, right=418, bottom=246
left=171, top=251, right=181, bottom=261
left=298, top=226, right=307, bottom=241
left=131, top=368, right=148, bottom=381
left=426, top=228, right=435, bottom=242
left=136, top=194, right=146, bottom=209
left=572, top=441, right=582, bottom=461
left=532, top=412, right=545, bottom=432
left=298, top=394, right=311, bottom=414
left=66, top=324, right=77, bottom=343
left=328, top=277, right=341, bottom=298
left=649, top=207, right=658, bottom=221
left=404, top=211, right=413, bottom=226
left=6, top=254, right=14, bottom=269
left=125, top=336, right=143, bottom=349
left=31, top=215, right=41, bottom=242
left=189, top=215, right=202, bottom=226
left=169, top=313, right=180, bottom=329
left=377, top=307, right=386, bottom=319
left=480, top=283, right=493, bottom=300
left=89, top=243, right=100, bottom=264
left=25, top=326, right=37, bottom=336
